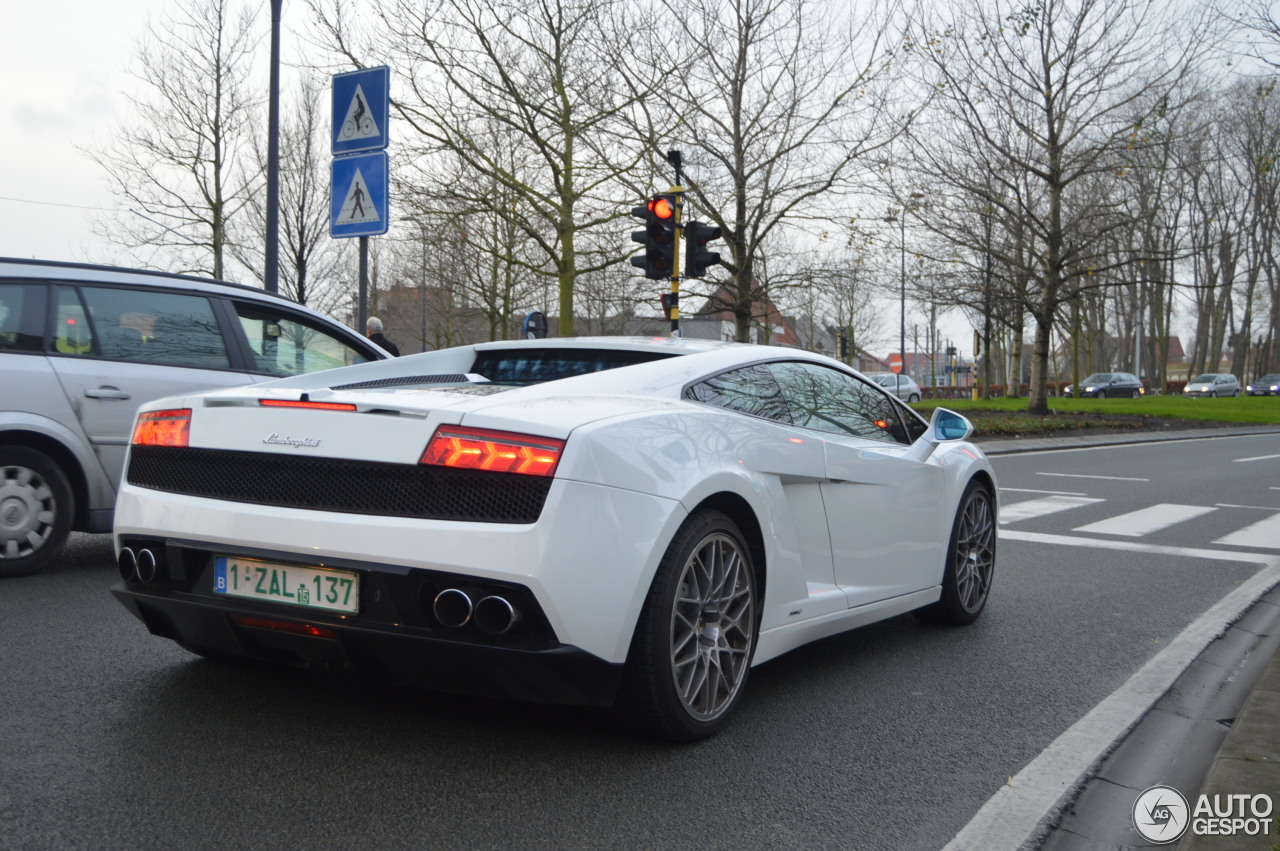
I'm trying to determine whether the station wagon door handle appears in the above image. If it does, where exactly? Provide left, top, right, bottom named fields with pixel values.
left=85, top=386, right=131, bottom=400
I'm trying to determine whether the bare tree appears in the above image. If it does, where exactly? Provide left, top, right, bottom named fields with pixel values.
left=235, top=74, right=353, bottom=312
left=88, top=0, right=258, bottom=280
left=665, top=0, right=911, bottom=343
left=310, top=0, right=669, bottom=337
left=906, top=0, right=1214, bottom=413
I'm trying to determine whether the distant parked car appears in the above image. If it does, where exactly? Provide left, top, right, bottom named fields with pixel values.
left=864, top=372, right=922, bottom=403
left=1062, top=372, right=1144, bottom=398
left=1246, top=374, right=1280, bottom=396
left=1182, top=374, right=1241, bottom=398
left=0, top=258, right=389, bottom=577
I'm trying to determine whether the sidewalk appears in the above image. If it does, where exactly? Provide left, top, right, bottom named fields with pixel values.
left=1181, top=630, right=1280, bottom=851
left=976, top=424, right=1280, bottom=849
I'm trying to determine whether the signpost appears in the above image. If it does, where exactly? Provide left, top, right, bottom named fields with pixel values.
left=330, top=66, right=391, bottom=331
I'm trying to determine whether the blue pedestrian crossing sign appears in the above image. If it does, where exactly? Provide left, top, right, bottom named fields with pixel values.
left=332, top=66, right=390, bottom=155
left=330, top=151, right=388, bottom=238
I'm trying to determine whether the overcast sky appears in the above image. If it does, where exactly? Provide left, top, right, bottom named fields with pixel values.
left=0, top=1, right=174, bottom=263
left=0, top=1, right=981, bottom=355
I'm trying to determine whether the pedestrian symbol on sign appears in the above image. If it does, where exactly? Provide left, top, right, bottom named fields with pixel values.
left=335, top=168, right=380, bottom=226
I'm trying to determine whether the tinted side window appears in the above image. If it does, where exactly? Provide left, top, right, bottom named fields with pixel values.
left=0, top=283, right=47, bottom=352
left=769, top=361, right=909, bottom=445
left=235, top=304, right=373, bottom=376
left=76, top=286, right=230, bottom=369
left=896, top=400, right=929, bottom=443
left=471, top=348, right=675, bottom=385
left=684, top=364, right=792, bottom=422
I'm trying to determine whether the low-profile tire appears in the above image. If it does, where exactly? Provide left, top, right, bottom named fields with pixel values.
left=619, top=509, right=758, bottom=741
left=0, top=447, right=74, bottom=578
left=915, top=480, right=996, bottom=626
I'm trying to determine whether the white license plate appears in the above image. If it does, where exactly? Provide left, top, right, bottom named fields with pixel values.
left=213, top=556, right=359, bottom=614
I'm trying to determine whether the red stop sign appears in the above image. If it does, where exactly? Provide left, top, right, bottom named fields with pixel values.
left=888, top=353, right=904, bottom=374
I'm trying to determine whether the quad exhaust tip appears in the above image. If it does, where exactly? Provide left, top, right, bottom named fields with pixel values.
left=432, top=589, right=521, bottom=635
left=118, top=547, right=137, bottom=582
left=433, top=588, right=473, bottom=628
left=118, top=547, right=159, bottom=583
left=474, top=595, right=520, bottom=636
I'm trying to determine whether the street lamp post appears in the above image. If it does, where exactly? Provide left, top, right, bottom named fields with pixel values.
left=264, top=0, right=282, bottom=294
left=886, top=193, right=924, bottom=399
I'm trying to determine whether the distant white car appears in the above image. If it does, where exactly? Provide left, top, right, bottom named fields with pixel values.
left=864, top=372, right=923, bottom=403
left=1183, top=373, right=1241, bottom=398
left=111, top=338, right=997, bottom=740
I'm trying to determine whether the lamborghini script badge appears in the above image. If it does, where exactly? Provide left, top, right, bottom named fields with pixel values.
left=262, top=433, right=321, bottom=448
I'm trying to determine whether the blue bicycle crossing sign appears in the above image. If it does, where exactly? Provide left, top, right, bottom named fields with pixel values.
left=332, top=66, right=390, bottom=155
left=330, top=151, right=388, bottom=238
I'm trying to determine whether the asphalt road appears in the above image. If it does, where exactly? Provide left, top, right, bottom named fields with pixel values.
left=2, top=434, right=1276, bottom=850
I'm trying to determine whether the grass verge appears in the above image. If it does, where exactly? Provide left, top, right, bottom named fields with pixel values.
left=914, top=395, right=1280, bottom=437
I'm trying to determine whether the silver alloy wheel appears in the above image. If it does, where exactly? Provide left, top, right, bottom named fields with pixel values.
left=953, top=488, right=995, bottom=614
left=0, top=463, right=56, bottom=560
left=669, top=531, right=755, bottom=721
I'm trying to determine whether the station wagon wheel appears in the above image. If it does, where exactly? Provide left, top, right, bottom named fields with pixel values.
left=621, top=509, right=757, bottom=741
left=0, top=447, right=74, bottom=578
left=916, top=480, right=995, bottom=626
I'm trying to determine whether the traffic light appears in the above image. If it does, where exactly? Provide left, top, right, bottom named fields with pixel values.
left=684, top=220, right=722, bottom=278
left=659, top=292, right=677, bottom=320
left=838, top=332, right=850, bottom=360
left=630, top=194, right=678, bottom=280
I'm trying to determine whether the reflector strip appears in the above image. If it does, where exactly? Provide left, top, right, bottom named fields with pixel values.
left=131, top=409, right=192, bottom=447
left=421, top=425, right=564, bottom=477
left=231, top=614, right=336, bottom=639
left=260, top=399, right=358, bottom=411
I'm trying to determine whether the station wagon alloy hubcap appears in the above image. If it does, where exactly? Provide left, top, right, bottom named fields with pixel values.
left=670, top=532, right=755, bottom=721
left=0, top=465, right=55, bottom=560
left=954, top=491, right=995, bottom=613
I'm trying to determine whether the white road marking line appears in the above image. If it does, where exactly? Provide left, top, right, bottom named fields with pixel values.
left=996, top=530, right=1276, bottom=562
left=1233, top=454, right=1280, bottom=462
left=1037, top=472, right=1150, bottom=482
left=945, top=547, right=1280, bottom=851
left=1214, top=513, right=1280, bottom=549
left=1216, top=503, right=1280, bottom=511
left=1072, top=504, right=1217, bottom=537
left=998, top=495, right=1104, bottom=525
left=999, top=487, right=1088, bottom=496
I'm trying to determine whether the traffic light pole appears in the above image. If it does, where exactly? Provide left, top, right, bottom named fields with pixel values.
left=669, top=186, right=684, bottom=338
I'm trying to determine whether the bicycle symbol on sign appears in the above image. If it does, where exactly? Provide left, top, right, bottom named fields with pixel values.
left=340, top=93, right=375, bottom=139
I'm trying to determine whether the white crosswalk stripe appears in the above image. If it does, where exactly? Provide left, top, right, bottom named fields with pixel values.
left=1214, top=513, right=1280, bottom=549
left=1073, top=504, right=1217, bottom=537
left=998, top=495, right=1104, bottom=524
left=997, top=489, right=1280, bottom=550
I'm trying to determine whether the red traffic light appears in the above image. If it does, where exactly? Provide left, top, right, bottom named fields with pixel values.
left=649, top=197, right=675, bottom=219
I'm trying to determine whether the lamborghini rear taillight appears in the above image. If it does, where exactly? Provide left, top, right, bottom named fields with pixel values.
left=131, top=409, right=192, bottom=447
left=421, top=425, right=564, bottom=477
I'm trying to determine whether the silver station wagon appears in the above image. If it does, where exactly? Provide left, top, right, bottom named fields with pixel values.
left=0, top=258, right=387, bottom=577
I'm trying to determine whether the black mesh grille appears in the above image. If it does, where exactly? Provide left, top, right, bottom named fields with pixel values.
left=127, top=446, right=552, bottom=523
left=333, top=374, right=470, bottom=390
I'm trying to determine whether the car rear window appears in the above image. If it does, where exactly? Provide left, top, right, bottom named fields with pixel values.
left=0, top=282, right=46, bottom=352
left=470, top=348, right=676, bottom=385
